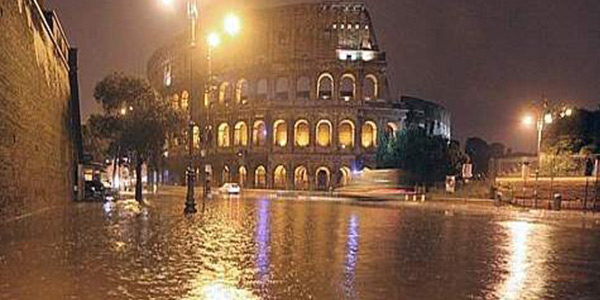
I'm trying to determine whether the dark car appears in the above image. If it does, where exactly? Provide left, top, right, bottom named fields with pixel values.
left=84, top=180, right=106, bottom=201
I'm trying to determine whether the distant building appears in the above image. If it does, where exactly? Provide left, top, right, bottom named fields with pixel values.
left=0, top=0, right=82, bottom=219
left=147, top=1, right=451, bottom=190
left=400, top=96, right=452, bottom=140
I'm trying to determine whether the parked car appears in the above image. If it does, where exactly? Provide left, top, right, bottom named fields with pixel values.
left=218, top=183, right=241, bottom=195
left=84, top=180, right=106, bottom=201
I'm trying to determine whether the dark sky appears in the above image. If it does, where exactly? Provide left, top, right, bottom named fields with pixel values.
left=45, top=0, right=600, bottom=152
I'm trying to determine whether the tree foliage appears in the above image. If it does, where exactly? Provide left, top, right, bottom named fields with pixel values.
left=465, top=137, right=491, bottom=177
left=376, top=128, right=467, bottom=186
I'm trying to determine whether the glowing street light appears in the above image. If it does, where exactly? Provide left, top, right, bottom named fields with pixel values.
left=565, top=108, right=573, bottom=117
left=207, top=32, right=221, bottom=48
left=522, top=115, right=534, bottom=127
left=224, top=14, right=241, bottom=36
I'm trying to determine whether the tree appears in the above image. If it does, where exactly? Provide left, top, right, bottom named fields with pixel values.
left=92, top=73, right=184, bottom=202
left=376, top=128, right=466, bottom=186
left=489, top=142, right=506, bottom=158
left=465, top=137, right=491, bottom=177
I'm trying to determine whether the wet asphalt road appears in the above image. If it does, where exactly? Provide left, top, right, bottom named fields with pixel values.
left=1, top=190, right=600, bottom=299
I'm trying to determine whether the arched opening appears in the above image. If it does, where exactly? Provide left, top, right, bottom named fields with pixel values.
left=219, top=82, right=232, bottom=105
left=239, top=166, right=247, bottom=188
left=316, top=167, right=330, bottom=191
left=235, top=79, right=249, bottom=104
left=234, top=121, right=248, bottom=146
left=252, top=120, right=266, bottom=147
left=257, top=78, right=268, bottom=100
left=294, top=166, right=309, bottom=190
left=193, top=125, right=200, bottom=149
left=255, top=166, right=267, bottom=188
left=317, top=73, right=334, bottom=100
left=361, top=121, right=377, bottom=148
left=316, top=120, right=332, bottom=147
left=338, top=120, right=355, bottom=149
left=171, top=94, right=180, bottom=109
left=295, top=120, right=310, bottom=147
left=386, top=122, right=398, bottom=138
left=340, top=74, right=356, bottom=101
left=339, top=167, right=352, bottom=187
left=276, top=77, right=289, bottom=101
left=273, top=120, right=288, bottom=147
left=181, top=90, right=189, bottom=110
left=217, top=123, right=230, bottom=148
left=222, top=165, right=230, bottom=184
left=274, top=165, right=287, bottom=189
left=296, top=76, right=311, bottom=100
left=364, top=74, right=378, bottom=100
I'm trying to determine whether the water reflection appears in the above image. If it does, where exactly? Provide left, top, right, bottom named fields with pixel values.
left=256, top=198, right=270, bottom=283
left=344, top=214, right=360, bottom=299
left=496, top=221, right=549, bottom=300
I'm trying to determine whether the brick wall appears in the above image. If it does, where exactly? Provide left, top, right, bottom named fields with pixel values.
left=0, top=0, right=75, bottom=221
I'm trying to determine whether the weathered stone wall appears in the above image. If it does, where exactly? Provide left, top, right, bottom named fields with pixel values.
left=0, top=0, right=75, bottom=220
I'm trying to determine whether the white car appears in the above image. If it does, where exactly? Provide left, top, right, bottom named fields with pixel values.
left=219, top=183, right=241, bottom=195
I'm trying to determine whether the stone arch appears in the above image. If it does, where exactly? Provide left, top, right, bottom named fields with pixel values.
left=171, top=94, right=180, bottom=109
left=219, top=82, right=232, bottom=105
left=234, top=121, right=248, bottom=146
left=222, top=165, right=230, bottom=184
left=361, top=121, right=378, bottom=148
left=275, top=77, right=289, bottom=101
left=274, top=165, right=287, bottom=189
left=386, top=122, right=399, bottom=138
left=339, top=166, right=352, bottom=186
left=363, top=74, right=379, bottom=100
left=338, top=120, right=355, bottom=149
left=340, top=73, right=356, bottom=101
left=294, top=166, right=309, bottom=190
left=316, top=167, right=331, bottom=190
left=273, top=120, right=288, bottom=147
left=257, top=78, right=268, bottom=100
left=181, top=90, right=190, bottom=110
left=296, top=76, right=311, bottom=100
left=294, top=119, right=310, bottom=147
left=192, top=125, right=200, bottom=149
left=239, top=166, right=247, bottom=188
left=317, top=73, right=334, bottom=100
left=255, top=165, right=267, bottom=188
left=235, top=79, right=249, bottom=104
left=316, top=119, right=332, bottom=147
left=253, top=120, right=266, bottom=147
left=217, top=123, right=230, bottom=147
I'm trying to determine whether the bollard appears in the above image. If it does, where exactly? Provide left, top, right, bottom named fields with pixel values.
left=553, top=193, right=562, bottom=211
left=421, top=194, right=426, bottom=202
left=405, top=194, right=409, bottom=201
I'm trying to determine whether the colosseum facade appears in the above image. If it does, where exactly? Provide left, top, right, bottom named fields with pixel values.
left=147, top=1, right=450, bottom=191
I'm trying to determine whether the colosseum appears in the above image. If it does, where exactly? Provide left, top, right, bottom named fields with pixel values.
left=147, top=1, right=451, bottom=191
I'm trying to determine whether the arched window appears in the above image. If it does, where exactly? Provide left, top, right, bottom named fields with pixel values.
left=340, top=74, right=356, bottom=101
left=193, top=125, right=200, bottom=149
left=364, top=74, right=378, bottom=100
left=235, top=79, right=249, bottom=104
left=234, top=121, right=248, bottom=146
left=274, top=165, right=287, bottom=189
left=317, top=73, right=334, bottom=100
left=239, top=166, right=247, bottom=188
left=255, top=166, right=267, bottom=188
left=257, top=79, right=268, bottom=100
left=181, top=90, right=189, bottom=110
left=361, top=121, right=377, bottom=148
left=276, top=77, right=289, bottom=101
left=273, top=120, right=287, bottom=147
left=294, top=166, right=309, bottom=190
left=339, top=167, right=352, bottom=187
left=316, top=120, right=332, bottom=147
left=222, top=165, right=230, bottom=183
left=295, top=120, right=310, bottom=147
left=338, top=120, right=355, bottom=149
left=172, top=94, right=180, bottom=109
left=386, top=122, right=398, bottom=138
left=316, top=167, right=330, bottom=190
left=253, top=120, right=267, bottom=147
left=219, top=82, right=232, bottom=105
left=296, top=76, right=311, bottom=100
left=217, top=123, right=230, bottom=147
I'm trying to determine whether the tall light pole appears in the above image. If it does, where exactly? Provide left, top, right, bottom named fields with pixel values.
left=184, top=0, right=198, bottom=214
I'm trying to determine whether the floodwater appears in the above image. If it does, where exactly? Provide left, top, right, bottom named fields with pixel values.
left=1, top=193, right=600, bottom=299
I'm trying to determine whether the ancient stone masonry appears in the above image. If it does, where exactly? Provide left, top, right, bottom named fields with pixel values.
left=0, top=0, right=80, bottom=220
left=148, top=1, right=450, bottom=190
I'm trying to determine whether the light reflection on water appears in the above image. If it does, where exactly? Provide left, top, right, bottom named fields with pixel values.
left=344, top=214, right=360, bottom=299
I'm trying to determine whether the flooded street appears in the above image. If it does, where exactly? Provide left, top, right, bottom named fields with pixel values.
left=1, top=192, right=600, bottom=299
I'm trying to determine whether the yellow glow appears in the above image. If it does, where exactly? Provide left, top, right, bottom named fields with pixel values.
left=339, top=121, right=355, bottom=148
left=544, top=113, right=553, bottom=124
left=207, top=32, right=221, bottom=48
left=565, top=108, right=573, bottom=117
left=522, top=115, right=534, bottom=126
left=361, top=121, right=377, bottom=148
left=274, top=120, right=287, bottom=147
left=160, top=0, right=174, bottom=8
left=295, top=121, right=310, bottom=147
left=223, top=14, right=241, bottom=36
left=316, top=121, right=332, bottom=147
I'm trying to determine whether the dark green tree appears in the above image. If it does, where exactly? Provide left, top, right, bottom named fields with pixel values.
left=465, top=137, right=491, bottom=177
left=92, top=73, right=184, bottom=202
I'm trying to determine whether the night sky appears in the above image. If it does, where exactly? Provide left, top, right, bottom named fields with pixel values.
left=45, top=0, right=600, bottom=152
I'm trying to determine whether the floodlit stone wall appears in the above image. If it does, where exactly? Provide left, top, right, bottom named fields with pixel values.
left=0, top=0, right=76, bottom=220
